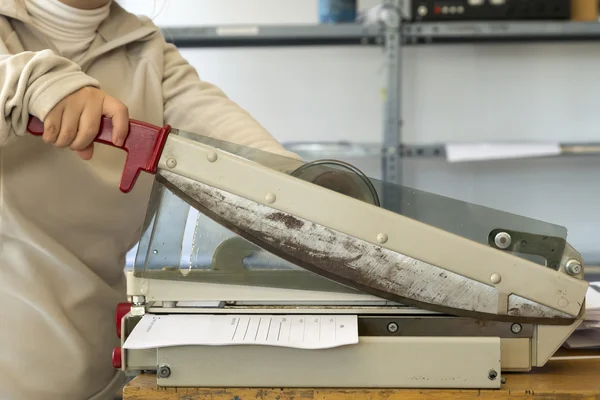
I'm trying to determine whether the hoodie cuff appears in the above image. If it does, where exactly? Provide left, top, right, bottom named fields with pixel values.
left=28, top=71, right=100, bottom=120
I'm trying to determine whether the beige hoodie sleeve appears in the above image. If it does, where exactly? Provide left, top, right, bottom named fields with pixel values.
left=160, top=40, right=302, bottom=163
left=0, top=45, right=100, bottom=146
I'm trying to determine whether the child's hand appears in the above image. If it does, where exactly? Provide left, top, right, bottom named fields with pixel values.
left=41, top=87, right=129, bottom=160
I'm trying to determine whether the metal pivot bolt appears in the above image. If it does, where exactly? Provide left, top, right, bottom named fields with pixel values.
left=511, top=323, right=522, bottom=334
left=488, top=369, right=498, bottom=381
left=387, top=322, right=399, bottom=333
left=494, top=232, right=512, bottom=249
left=158, top=365, right=171, bottom=379
left=565, top=259, right=582, bottom=276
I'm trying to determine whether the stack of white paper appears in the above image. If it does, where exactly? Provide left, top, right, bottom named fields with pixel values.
left=123, top=314, right=359, bottom=350
left=564, top=282, right=600, bottom=349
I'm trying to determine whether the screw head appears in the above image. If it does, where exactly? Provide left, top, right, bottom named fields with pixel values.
left=166, top=158, right=177, bottom=168
left=488, top=369, right=498, bottom=381
left=565, top=259, right=582, bottom=276
left=158, top=365, right=171, bottom=379
left=511, top=323, right=522, bottom=334
left=494, top=232, right=512, bottom=249
left=387, top=322, right=399, bottom=333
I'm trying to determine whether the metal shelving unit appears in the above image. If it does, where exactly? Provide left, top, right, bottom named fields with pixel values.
left=162, top=13, right=600, bottom=184
left=161, top=20, right=600, bottom=48
left=160, top=6, right=600, bottom=267
left=403, top=20, right=600, bottom=44
left=161, top=24, right=384, bottom=47
left=160, top=0, right=403, bottom=185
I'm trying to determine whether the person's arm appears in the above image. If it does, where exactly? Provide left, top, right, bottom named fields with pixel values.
left=0, top=47, right=98, bottom=145
left=160, top=40, right=300, bottom=161
left=0, top=43, right=130, bottom=157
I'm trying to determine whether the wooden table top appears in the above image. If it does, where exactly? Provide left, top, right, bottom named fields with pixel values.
left=122, top=349, right=600, bottom=400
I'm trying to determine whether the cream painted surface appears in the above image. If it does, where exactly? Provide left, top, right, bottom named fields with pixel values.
left=501, top=338, right=531, bottom=371
left=155, top=336, right=502, bottom=388
left=535, top=318, right=583, bottom=366
left=125, top=336, right=535, bottom=373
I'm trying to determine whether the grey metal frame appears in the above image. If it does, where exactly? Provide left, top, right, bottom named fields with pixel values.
left=397, top=143, right=600, bottom=159
left=382, top=0, right=403, bottom=186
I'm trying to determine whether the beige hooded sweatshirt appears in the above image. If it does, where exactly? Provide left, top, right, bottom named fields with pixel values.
left=0, top=1, right=297, bottom=399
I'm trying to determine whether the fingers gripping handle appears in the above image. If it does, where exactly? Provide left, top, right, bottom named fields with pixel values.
left=27, top=116, right=171, bottom=193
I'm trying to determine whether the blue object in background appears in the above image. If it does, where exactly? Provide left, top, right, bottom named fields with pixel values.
left=319, top=0, right=357, bottom=23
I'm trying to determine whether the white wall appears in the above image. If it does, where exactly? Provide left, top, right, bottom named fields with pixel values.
left=118, top=0, right=600, bottom=262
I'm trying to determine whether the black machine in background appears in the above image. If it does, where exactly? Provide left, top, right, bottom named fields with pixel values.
left=410, top=0, right=571, bottom=21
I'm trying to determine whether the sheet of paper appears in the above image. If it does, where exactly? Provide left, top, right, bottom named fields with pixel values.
left=123, top=314, right=358, bottom=350
left=444, top=143, right=561, bottom=163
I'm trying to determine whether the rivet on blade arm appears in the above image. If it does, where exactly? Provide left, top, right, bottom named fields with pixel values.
left=207, top=152, right=218, bottom=162
left=265, top=193, right=276, bottom=204
left=166, top=158, right=177, bottom=168
left=490, top=273, right=501, bottom=284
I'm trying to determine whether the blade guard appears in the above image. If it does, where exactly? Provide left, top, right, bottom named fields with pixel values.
left=27, top=116, right=171, bottom=193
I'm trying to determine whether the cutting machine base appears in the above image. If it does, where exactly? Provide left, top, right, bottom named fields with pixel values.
left=110, top=131, right=587, bottom=389
left=116, top=274, right=582, bottom=389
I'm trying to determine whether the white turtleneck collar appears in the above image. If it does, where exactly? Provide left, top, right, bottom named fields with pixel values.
left=25, top=0, right=112, bottom=62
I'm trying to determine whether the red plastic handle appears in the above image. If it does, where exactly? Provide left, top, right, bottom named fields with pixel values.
left=27, top=116, right=171, bottom=193
left=112, top=347, right=122, bottom=369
